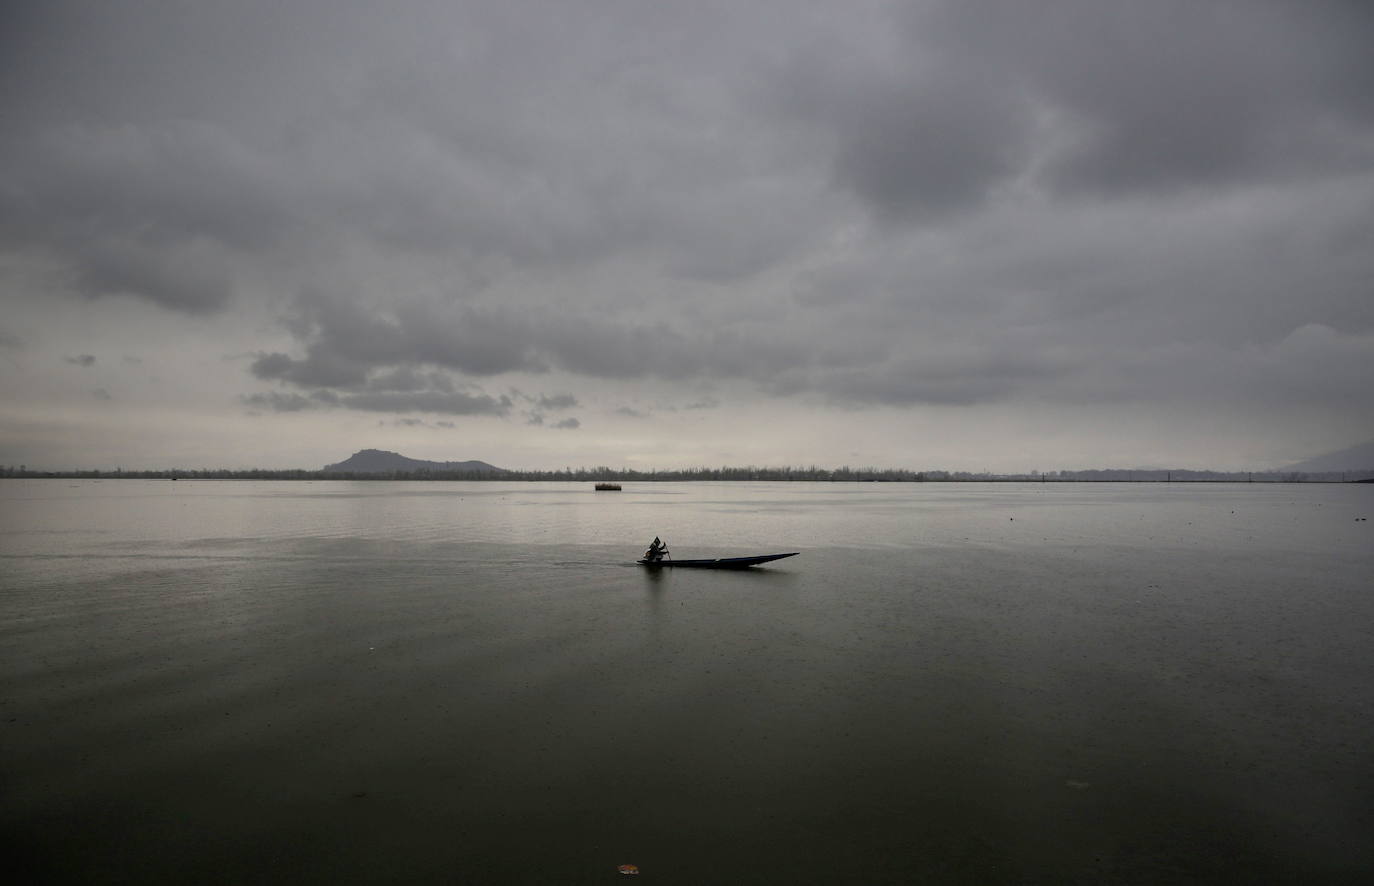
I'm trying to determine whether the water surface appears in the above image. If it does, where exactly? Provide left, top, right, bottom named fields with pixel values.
left=2, top=480, right=1371, bottom=883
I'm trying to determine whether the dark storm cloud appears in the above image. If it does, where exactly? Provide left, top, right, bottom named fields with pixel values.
left=250, top=351, right=369, bottom=390
left=520, top=390, right=579, bottom=427
left=244, top=387, right=509, bottom=416
left=766, top=0, right=1374, bottom=222
left=908, top=0, right=1374, bottom=203
left=830, top=69, right=1033, bottom=221
left=533, top=393, right=578, bottom=411
left=344, top=390, right=487, bottom=416
left=0, top=119, right=276, bottom=312
left=72, top=234, right=235, bottom=313
left=1016, top=0, right=1374, bottom=196
left=247, top=301, right=544, bottom=408
left=4, top=0, right=1372, bottom=432
left=343, top=390, right=511, bottom=416
left=1, top=0, right=830, bottom=322
left=252, top=292, right=818, bottom=404
left=269, top=294, right=549, bottom=381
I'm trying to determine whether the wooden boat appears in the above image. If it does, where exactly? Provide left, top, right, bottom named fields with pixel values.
left=638, top=552, right=798, bottom=569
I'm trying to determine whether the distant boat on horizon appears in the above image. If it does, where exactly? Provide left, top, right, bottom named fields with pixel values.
left=594, top=482, right=622, bottom=491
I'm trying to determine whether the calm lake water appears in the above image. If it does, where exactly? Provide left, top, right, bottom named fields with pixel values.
left=2, top=480, right=1371, bottom=884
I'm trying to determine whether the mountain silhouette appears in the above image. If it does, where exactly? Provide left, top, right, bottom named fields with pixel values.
left=322, top=449, right=503, bottom=473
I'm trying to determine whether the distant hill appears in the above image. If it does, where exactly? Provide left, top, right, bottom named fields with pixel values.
left=1281, top=439, right=1374, bottom=473
left=322, top=449, right=503, bottom=474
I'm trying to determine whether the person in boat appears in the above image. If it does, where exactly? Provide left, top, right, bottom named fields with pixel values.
left=644, top=536, right=667, bottom=562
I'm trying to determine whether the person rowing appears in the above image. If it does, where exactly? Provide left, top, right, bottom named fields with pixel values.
left=643, top=536, right=668, bottom=562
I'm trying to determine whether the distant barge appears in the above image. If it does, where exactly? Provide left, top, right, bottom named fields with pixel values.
left=594, top=482, right=622, bottom=491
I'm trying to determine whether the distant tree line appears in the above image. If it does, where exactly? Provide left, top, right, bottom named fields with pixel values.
left=2, top=465, right=1371, bottom=482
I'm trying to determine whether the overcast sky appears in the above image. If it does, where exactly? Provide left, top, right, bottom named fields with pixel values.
left=2, top=0, right=1372, bottom=471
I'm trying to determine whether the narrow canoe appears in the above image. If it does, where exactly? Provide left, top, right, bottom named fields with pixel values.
left=637, top=552, right=799, bottom=569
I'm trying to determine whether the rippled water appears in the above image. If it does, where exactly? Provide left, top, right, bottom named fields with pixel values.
left=2, top=480, right=1371, bottom=883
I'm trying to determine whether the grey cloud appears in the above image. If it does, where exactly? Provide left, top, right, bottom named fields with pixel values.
left=535, top=314, right=814, bottom=382
left=75, top=237, right=234, bottom=313
left=1112, top=325, right=1374, bottom=410
left=65, top=354, right=96, bottom=366
left=91, top=387, right=112, bottom=400
left=615, top=406, right=646, bottom=418
left=244, top=391, right=315, bottom=412
left=7, top=0, right=1371, bottom=297
left=1, top=121, right=269, bottom=312
left=1, top=0, right=834, bottom=326
left=243, top=390, right=337, bottom=412
left=339, top=390, right=511, bottom=416
left=537, top=320, right=698, bottom=379
left=787, top=319, right=1374, bottom=416
left=916, top=0, right=1374, bottom=198
left=766, top=0, right=1374, bottom=224
left=535, top=393, right=578, bottom=410
left=249, top=352, right=294, bottom=380
left=831, top=73, right=1033, bottom=221
left=794, top=169, right=1374, bottom=364
left=522, top=393, right=578, bottom=427
left=5, top=0, right=1371, bottom=461
left=245, top=386, right=508, bottom=416
left=366, top=367, right=456, bottom=394
left=283, top=294, right=548, bottom=378
left=397, top=418, right=458, bottom=429
left=551, top=417, right=581, bottom=430
left=804, top=349, right=1075, bottom=408
left=763, top=7, right=1036, bottom=222
left=250, top=351, right=369, bottom=389
left=253, top=289, right=821, bottom=408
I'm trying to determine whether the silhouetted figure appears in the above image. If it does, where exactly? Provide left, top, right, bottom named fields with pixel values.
left=644, top=536, right=668, bottom=562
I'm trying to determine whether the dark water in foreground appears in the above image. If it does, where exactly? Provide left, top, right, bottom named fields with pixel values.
left=2, top=480, right=1371, bottom=884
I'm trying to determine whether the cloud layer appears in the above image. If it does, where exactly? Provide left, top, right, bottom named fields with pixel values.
left=2, top=0, right=1372, bottom=467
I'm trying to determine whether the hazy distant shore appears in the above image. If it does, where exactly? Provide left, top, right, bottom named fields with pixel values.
left=3, top=468, right=1371, bottom=483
